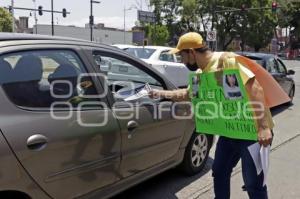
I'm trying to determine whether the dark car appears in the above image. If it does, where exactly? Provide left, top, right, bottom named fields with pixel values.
left=0, top=33, right=213, bottom=199
left=237, top=52, right=295, bottom=102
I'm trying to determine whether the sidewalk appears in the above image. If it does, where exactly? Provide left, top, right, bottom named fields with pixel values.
left=195, top=134, right=300, bottom=199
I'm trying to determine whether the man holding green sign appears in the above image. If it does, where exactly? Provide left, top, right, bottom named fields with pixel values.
left=150, top=32, right=273, bottom=199
left=189, top=69, right=259, bottom=141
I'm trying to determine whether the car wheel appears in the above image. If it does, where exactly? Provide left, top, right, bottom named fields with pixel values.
left=180, top=132, right=212, bottom=176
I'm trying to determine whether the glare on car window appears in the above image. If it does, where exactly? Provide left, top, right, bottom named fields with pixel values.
left=253, top=59, right=264, bottom=67
left=125, top=48, right=155, bottom=59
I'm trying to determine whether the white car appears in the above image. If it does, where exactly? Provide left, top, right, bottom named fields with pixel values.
left=112, top=44, right=136, bottom=50
left=116, top=45, right=190, bottom=88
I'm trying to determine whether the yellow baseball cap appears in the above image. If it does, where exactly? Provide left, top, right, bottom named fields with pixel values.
left=169, top=32, right=205, bottom=54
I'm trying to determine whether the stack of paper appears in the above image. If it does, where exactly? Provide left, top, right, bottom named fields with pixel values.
left=248, top=143, right=271, bottom=186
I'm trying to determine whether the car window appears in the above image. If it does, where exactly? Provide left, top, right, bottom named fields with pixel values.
left=92, top=52, right=163, bottom=103
left=176, top=55, right=183, bottom=63
left=159, top=51, right=175, bottom=62
left=265, top=58, right=278, bottom=73
left=253, top=59, right=264, bottom=67
left=276, top=59, right=287, bottom=74
left=0, top=50, right=103, bottom=109
left=244, top=56, right=264, bottom=67
left=124, top=48, right=155, bottom=59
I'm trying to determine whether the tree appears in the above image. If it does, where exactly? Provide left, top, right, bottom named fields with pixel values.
left=145, top=24, right=170, bottom=45
left=196, top=0, right=211, bottom=38
left=180, top=0, right=198, bottom=31
left=243, top=0, right=277, bottom=52
left=213, top=0, right=277, bottom=51
left=148, top=0, right=180, bottom=44
left=150, top=0, right=164, bottom=25
left=149, top=0, right=279, bottom=51
left=0, top=7, right=12, bottom=32
left=244, top=18, right=275, bottom=52
left=160, top=0, right=181, bottom=42
left=277, top=0, right=300, bottom=50
left=213, top=0, right=241, bottom=50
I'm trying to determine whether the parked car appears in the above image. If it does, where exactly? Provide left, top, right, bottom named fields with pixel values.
left=115, top=45, right=190, bottom=88
left=112, top=44, right=136, bottom=50
left=237, top=52, right=295, bottom=102
left=0, top=33, right=213, bottom=199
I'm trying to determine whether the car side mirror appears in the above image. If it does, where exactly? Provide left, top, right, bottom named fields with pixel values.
left=287, top=70, right=295, bottom=75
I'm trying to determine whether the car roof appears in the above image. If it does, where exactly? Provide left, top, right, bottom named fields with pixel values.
left=145, top=46, right=173, bottom=50
left=123, top=45, right=173, bottom=50
left=236, top=51, right=277, bottom=60
left=0, top=33, right=122, bottom=52
left=0, top=33, right=86, bottom=42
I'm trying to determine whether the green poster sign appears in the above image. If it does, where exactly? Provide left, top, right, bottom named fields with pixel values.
left=189, top=69, right=258, bottom=141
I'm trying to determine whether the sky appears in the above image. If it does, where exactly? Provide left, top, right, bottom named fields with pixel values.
left=0, top=0, right=152, bottom=30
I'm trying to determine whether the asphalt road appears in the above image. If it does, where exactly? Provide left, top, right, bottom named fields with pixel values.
left=113, top=60, right=300, bottom=199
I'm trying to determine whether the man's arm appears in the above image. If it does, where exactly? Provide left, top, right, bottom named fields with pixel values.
left=149, top=88, right=190, bottom=102
left=245, top=78, right=273, bottom=147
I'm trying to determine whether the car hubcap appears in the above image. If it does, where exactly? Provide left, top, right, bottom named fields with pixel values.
left=191, top=134, right=208, bottom=167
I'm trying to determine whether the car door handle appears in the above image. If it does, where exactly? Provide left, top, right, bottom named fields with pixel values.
left=27, top=134, right=48, bottom=151
left=127, top=120, right=139, bottom=132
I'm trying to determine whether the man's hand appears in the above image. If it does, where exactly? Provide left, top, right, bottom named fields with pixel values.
left=149, top=88, right=189, bottom=102
left=149, top=89, right=163, bottom=99
left=258, top=128, right=273, bottom=147
left=245, top=78, right=274, bottom=147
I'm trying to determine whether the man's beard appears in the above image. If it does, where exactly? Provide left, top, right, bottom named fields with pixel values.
left=186, top=63, right=198, bottom=71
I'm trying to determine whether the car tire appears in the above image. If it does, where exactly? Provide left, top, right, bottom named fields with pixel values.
left=288, top=86, right=295, bottom=104
left=179, top=132, right=213, bottom=176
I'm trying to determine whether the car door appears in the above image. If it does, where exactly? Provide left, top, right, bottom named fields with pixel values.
left=276, top=58, right=294, bottom=94
left=0, top=45, right=121, bottom=199
left=88, top=48, right=188, bottom=178
left=266, top=57, right=288, bottom=94
left=270, top=58, right=290, bottom=94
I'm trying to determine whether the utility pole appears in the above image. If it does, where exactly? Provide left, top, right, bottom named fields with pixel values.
left=90, top=0, right=101, bottom=42
left=11, top=0, right=15, bottom=32
left=124, top=5, right=134, bottom=44
left=51, top=0, right=54, bottom=35
left=124, top=5, right=126, bottom=44
left=90, top=0, right=93, bottom=41
left=33, top=0, right=38, bottom=34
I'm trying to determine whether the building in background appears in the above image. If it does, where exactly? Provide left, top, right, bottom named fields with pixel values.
left=132, top=26, right=145, bottom=46
left=14, top=16, right=32, bottom=33
left=32, top=23, right=133, bottom=45
left=19, top=17, right=29, bottom=31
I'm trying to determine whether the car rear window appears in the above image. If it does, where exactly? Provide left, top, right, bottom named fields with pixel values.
left=124, top=48, right=155, bottom=59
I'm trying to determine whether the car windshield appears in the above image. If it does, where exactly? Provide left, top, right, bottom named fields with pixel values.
left=125, top=48, right=156, bottom=59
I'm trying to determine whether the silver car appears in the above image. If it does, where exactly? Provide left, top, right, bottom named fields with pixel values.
left=0, top=33, right=213, bottom=199
left=115, top=45, right=190, bottom=88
